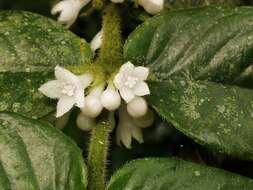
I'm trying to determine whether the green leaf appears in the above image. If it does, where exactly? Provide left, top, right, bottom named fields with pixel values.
left=165, top=0, right=242, bottom=10
left=0, top=11, right=93, bottom=118
left=148, top=79, right=253, bottom=160
left=0, top=112, right=87, bottom=190
left=124, top=6, right=253, bottom=85
left=124, top=6, right=253, bottom=160
left=107, top=158, right=253, bottom=190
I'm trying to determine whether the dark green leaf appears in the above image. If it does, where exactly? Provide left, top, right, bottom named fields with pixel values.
left=124, top=6, right=253, bottom=85
left=124, top=6, right=253, bottom=160
left=165, top=0, right=242, bottom=10
left=0, top=11, right=93, bottom=118
left=148, top=79, right=253, bottom=160
left=107, top=158, right=253, bottom=190
left=0, top=112, right=87, bottom=190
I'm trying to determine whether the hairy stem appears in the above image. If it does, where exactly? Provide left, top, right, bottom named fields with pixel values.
left=88, top=120, right=112, bottom=190
left=99, top=3, right=123, bottom=74
left=87, top=3, right=123, bottom=190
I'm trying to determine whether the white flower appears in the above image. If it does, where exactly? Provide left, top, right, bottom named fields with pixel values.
left=51, top=0, right=91, bottom=28
left=90, top=30, right=103, bottom=51
left=39, top=66, right=93, bottom=118
left=114, top=61, right=150, bottom=103
left=138, top=0, right=164, bottom=15
left=116, top=105, right=144, bottom=149
left=127, top=97, right=148, bottom=118
left=100, top=85, right=121, bottom=111
left=81, top=85, right=104, bottom=118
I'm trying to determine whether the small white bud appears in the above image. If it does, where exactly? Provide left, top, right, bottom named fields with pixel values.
left=51, top=0, right=91, bottom=28
left=76, top=112, right=95, bottom=131
left=133, top=109, right=154, bottom=128
left=110, top=0, right=124, bottom=3
left=127, top=97, right=148, bottom=118
left=90, top=30, right=103, bottom=51
left=100, top=85, right=121, bottom=111
left=138, top=0, right=164, bottom=15
left=81, top=86, right=104, bottom=118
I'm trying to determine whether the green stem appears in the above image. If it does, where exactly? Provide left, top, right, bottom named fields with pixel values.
left=99, top=3, right=123, bottom=74
left=87, top=120, right=111, bottom=190
left=87, top=3, right=123, bottom=190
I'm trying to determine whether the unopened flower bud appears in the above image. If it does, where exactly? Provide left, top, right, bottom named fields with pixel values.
left=81, top=86, right=104, bottom=118
left=90, top=30, right=102, bottom=51
left=138, top=0, right=164, bottom=15
left=133, top=109, right=154, bottom=128
left=127, top=97, right=148, bottom=118
left=101, top=85, right=121, bottom=111
left=116, top=105, right=144, bottom=149
left=111, top=0, right=124, bottom=3
left=76, top=112, right=95, bottom=131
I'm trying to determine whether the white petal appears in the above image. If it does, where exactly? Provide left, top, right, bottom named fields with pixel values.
left=51, top=0, right=84, bottom=27
left=56, top=96, right=75, bottom=117
left=113, top=73, right=124, bottom=89
left=133, top=82, right=150, bottom=96
left=79, top=73, right=93, bottom=88
left=90, top=30, right=103, bottom=51
left=138, top=0, right=164, bottom=15
left=55, top=66, right=78, bottom=83
left=133, top=66, right=149, bottom=80
left=39, top=80, right=62, bottom=99
left=119, top=61, right=134, bottom=74
left=51, top=1, right=66, bottom=15
left=131, top=125, right=144, bottom=144
left=116, top=123, right=132, bottom=149
left=120, top=87, right=135, bottom=103
left=74, top=86, right=85, bottom=108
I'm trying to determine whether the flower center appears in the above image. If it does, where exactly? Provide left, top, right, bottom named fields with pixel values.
left=124, top=76, right=138, bottom=88
left=61, top=82, right=76, bottom=96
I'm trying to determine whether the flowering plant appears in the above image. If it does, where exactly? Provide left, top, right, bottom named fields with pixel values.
left=1, top=0, right=253, bottom=190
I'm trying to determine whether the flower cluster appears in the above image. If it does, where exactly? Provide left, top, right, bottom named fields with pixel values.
left=52, top=0, right=164, bottom=28
left=39, top=62, right=153, bottom=148
left=45, top=0, right=161, bottom=148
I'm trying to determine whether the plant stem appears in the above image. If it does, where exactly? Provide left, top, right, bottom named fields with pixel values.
left=87, top=120, right=111, bottom=190
left=87, top=3, right=123, bottom=190
left=99, top=3, right=123, bottom=74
